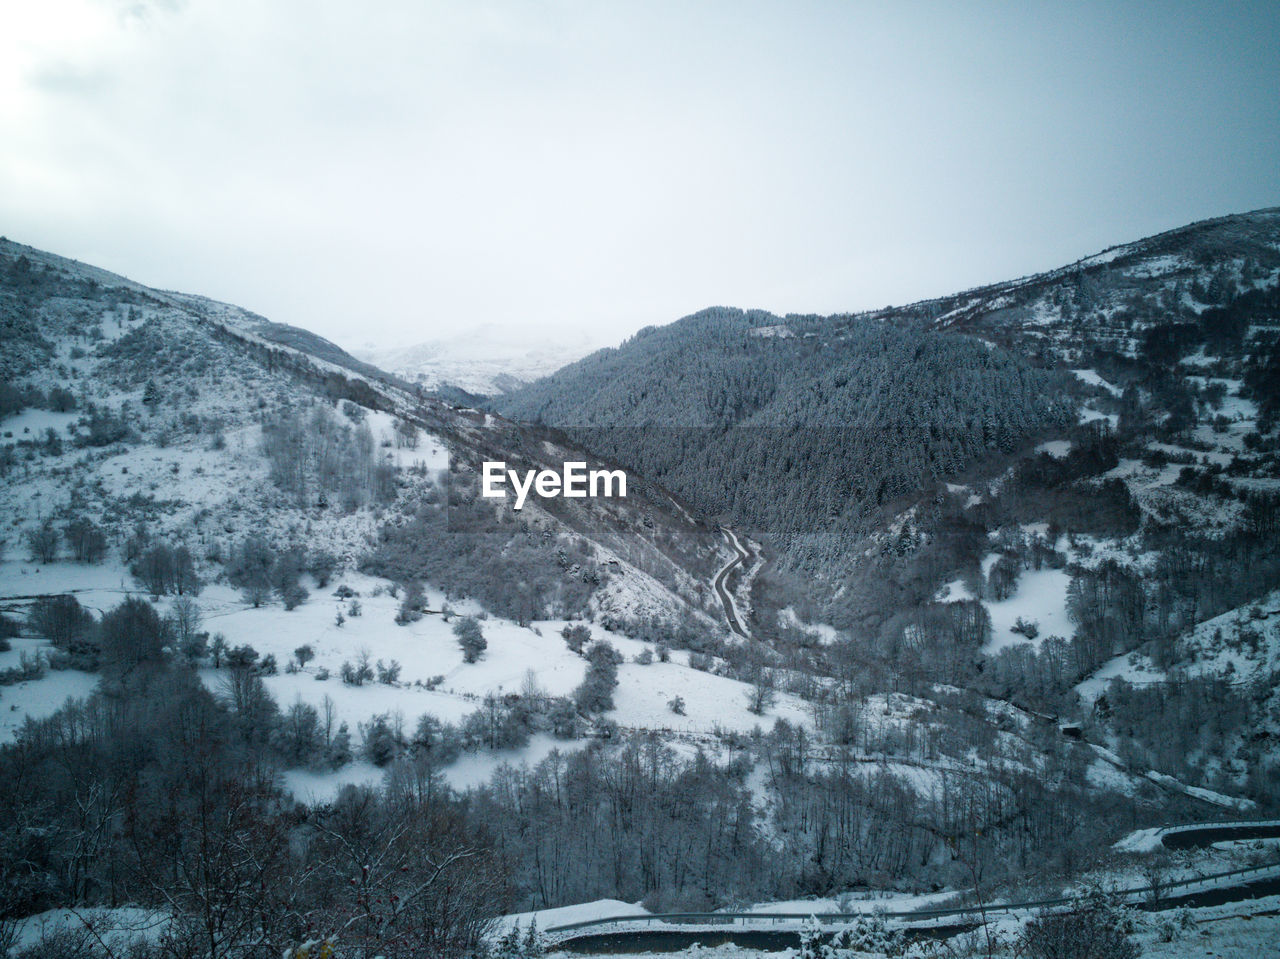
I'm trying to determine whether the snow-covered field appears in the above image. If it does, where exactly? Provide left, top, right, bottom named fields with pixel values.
left=1033, top=439, right=1072, bottom=458
left=981, top=567, right=1075, bottom=654
left=1076, top=587, right=1280, bottom=705
left=1074, top=651, right=1165, bottom=704
left=777, top=606, right=843, bottom=645
left=0, top=637, right=100, bottom=741
left=740, top=890, right=962, bottom=916
left=0, top=408, right=79, bottom=446
left=1138, top=912, right=1280, bottom=959
left=0, top=556, right=811, bottom=800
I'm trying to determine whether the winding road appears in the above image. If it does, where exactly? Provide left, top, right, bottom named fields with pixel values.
left=713, top=528, right=751, bottom=636
left=546, top=820, right=1280, bottom=953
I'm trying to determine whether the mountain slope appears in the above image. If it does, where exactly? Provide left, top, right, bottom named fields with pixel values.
left=495, top=208, right=1280, bottom=812
left=496, top=308, right=1076, bottom=570
left=0, top=236, right=744, bottom=639
left=924, top=206, right=1280, bottom=349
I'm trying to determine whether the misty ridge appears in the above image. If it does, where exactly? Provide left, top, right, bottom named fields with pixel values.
left=1, top=207, right=1280, bottom=959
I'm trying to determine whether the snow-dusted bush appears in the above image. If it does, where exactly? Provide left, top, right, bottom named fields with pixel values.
left=376, top=659, right=402, bottom=685
left=492, top=919, right=545, bottom=959
left=1018, top=887, right=1139, bottom=959
left=411, top=713, right=463, bottom=765
left=454, top=616, right=487, bottom=663
left=63, top=516, right=107, bottom=563
left=361, top=712, right=406, bottom=766
left=1151, top=905, right=1196, bottom=943
left=797, top=916, right=825, bottom=959
left=828, top=914, right=907, bottom=957
left=0, top=649, right=46, bottom=686
left=561, top=622, right=591, bottom=653
left=395, top=580, right=426, bottom=625
left=340, top=651, right=374, bottom=686
left=100, top=596, right=169, bottom=672
left=573, top=640, right=620, bottom=713
left=132, top=542, right=200, bottom=597
left=1011, top=616, right=1040, bottom=639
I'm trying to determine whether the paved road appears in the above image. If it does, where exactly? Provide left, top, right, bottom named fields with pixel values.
left=549, top=821, right=1280, bottom=953
left=713, top=528, right=750, bottom=636
left=557, top=923, right=980, bottom=954
left=1160, top=822, right=1280, bottom=849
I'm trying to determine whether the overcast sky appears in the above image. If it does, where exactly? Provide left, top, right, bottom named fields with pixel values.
left=2, top=1, right=1278, bottom=352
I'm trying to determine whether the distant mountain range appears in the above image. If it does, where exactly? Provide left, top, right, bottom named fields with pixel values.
left=352, top=325, right=607, bottom=396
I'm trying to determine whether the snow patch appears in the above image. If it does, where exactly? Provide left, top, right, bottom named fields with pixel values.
left=1035, top=439, right=1073, bottom=458
left=982, top=568, right=1075, bottom=654
left=1071, top=368, right=1122, bottom=396
left=496, top=899, right=649, bottom=935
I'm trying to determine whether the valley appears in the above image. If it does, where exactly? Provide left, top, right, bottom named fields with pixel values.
left=3, top=209, right=1280, bottom=957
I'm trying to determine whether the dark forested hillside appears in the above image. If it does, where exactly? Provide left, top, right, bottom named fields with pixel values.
left=497, top=310, right=1075, bottom=569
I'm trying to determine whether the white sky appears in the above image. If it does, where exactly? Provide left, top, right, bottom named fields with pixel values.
left=2, top=0, right=1278, bottom=351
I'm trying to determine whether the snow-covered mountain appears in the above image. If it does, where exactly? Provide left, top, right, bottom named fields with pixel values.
left=495, top=206, right=1280, bottom=813
left=0, top=234, right=742, bottom=749
left=5, top=214, right=1280, bottom=951
left=352, top=324, right=606, bottom=396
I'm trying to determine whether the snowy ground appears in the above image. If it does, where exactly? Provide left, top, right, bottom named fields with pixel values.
left=1086, top=742, right=1255, bottom=812
left=1138, top=913, right=1280, bottom=959
left=981, top=566, right=1075, bottom=654
left=740, top=890, right=963, bottom=916
left=1034, top=439, right=1072, bottom=458
left=1172, top=589, right=1280, bottom=682
left=0, top=637, right=99, bottom=741
left=1, top=559, right=812, bottom=801
left=1074, top=650, right=1166, bottom=704
left=494, top=899, right=650, bottom=937
left=777, top=607, right=843, bottom=645
left=0, top=409, right=79, bottom=446
left=1076, top=587, right=1280, bottom=706
left=11, top=907, right=168, bottom=955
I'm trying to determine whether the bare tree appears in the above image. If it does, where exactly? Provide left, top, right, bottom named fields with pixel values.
left=746, top=665, right=777, bottom=715
left=26, top=519, right=59, bottom=563
left=171, top=596, right=202, bottom=647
